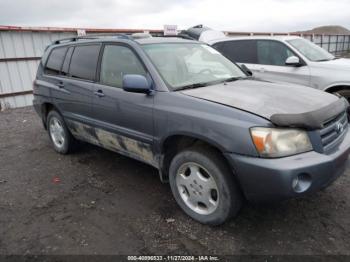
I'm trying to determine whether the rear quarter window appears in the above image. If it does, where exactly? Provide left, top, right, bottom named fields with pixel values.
left=69, top=45, right=100, bottom=81
left=44, top=47, right=68, bottom=75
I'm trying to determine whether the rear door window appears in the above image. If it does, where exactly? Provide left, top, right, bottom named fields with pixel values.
left=45, top=47, right=68, bottom=75
left=214, top=40, right=257, bottom=64
left=257, top=40, right=295, bottom=66
left=69, top=45, right=100, bottom=81
left=99, top=45, right=146, bottom=88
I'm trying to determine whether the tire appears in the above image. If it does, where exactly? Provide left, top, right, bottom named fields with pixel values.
left=334, top=89, right=350, bottom=102
left=46, top=110, right=75, bottom=154
left=169, top=146, right=243, bottom=225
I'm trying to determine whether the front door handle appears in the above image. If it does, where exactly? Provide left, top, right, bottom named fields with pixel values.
left=259, top=67, right=266, bottom=73
left=94, top=90, right=105, bottom=97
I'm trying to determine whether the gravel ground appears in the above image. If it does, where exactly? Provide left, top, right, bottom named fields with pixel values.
left=0, top=107, right=350, bottom=256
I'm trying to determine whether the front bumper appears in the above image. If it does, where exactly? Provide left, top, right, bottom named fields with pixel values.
left=227, top=129, right=350, bottom=202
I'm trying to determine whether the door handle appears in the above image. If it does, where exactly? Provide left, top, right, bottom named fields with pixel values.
left=94, top=90, right=105, bottom=97
left=57, top=82, right=64, bottom=88
left=259, top=67, right=266, bottom=73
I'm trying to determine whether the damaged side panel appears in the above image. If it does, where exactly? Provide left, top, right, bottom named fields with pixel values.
left=66, top=120, right=157, bottom=167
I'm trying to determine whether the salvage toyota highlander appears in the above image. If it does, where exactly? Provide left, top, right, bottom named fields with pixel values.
left=33, top=35, right=350, bottom=225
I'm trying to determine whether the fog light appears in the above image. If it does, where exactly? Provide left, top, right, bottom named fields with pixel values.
left=292, top=173, right=312, bottom=193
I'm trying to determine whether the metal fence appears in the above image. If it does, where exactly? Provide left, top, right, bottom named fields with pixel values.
left=0, top=26, right=349, bottom=109
left=303, top=34, right=350, bottom=55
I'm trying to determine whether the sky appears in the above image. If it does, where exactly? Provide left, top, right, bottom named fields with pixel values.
left=0, top=0, right=349, bottom=32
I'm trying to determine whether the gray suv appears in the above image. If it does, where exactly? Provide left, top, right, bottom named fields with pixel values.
left=33, top=35, right=350, bottom=225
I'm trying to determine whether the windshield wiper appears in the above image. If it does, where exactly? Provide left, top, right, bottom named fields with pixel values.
left=315, top=58, right=332, bottom=62
left=175, top=82, right=212, bottom=91
left=175, top=77, right=246, bottom=91
left=222, top=76, right=245, bottom=82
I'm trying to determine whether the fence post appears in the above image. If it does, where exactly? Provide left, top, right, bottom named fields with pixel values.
left=336, top=35, right=339, bottom=54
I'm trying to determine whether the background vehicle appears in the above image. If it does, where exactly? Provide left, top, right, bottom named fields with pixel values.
left=33, top=35, right=350, bottom=225
left=182, top=25, right=350, bottom=101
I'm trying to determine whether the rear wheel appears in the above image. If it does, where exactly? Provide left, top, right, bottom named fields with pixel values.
left=169, top=146, right=243, bottom=225
left=47, top=110, right=75, bottom=154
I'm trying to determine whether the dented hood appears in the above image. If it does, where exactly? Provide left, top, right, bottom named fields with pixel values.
left=181, top=79, right=348, bottom=129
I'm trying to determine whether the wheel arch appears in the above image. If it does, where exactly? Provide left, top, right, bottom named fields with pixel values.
left=158, top=133, right=233, bottom=183
left=324, top=84, right=350, bottom=94
left=41, top=102, right=61, bottom=129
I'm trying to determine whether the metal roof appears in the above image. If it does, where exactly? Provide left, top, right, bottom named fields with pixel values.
left=0, top=25, right=162, bottom=33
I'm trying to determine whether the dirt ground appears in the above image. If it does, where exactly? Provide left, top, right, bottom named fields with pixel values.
left=0, top=107, right=350, bottom=256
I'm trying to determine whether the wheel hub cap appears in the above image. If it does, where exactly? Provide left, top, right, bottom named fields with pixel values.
left=49, top=117, right=65, bottom=149
left=176, top=162, right=219, bottom=215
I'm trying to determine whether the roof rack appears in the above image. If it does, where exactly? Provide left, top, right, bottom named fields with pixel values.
left=52, top=33, right=133, bottom=45
left=160, top=33, right=197, bottom=40
left=179, top=25, right=212, bottom=40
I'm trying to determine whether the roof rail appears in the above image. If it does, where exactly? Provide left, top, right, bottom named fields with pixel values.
left=53, top=36, right=95, bottom=45
left=52, top=33, right=133, bottom=45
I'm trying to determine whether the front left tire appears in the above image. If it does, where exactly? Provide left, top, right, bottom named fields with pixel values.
left=169, top=145, right=243, bottom=225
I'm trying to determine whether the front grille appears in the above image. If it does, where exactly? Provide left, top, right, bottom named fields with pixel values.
left=320, top=111, right=348, bottom=152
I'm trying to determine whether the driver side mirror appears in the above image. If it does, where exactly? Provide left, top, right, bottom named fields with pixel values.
left=240, top=64, right=253, bottom=76
left=122, top=74, right=152, bottom=94
left=285, top=56, right=301, bottom=66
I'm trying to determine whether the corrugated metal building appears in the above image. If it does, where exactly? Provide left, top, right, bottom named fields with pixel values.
left=0, top=26, right=349, bottom=109
left=0, top=26, right=161, bottom=109
left=0, top=29, right=76, bottom=109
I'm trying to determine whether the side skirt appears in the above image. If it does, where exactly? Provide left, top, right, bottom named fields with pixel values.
left=66, top=120, right=159, bottom=168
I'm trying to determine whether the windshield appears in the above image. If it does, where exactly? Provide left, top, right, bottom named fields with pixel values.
left=142, top=43, right=246, bottom=90
left=287, top=38, right=334, bottom=62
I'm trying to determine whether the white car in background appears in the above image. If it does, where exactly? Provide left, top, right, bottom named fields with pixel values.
left=182, top=25, right=350, bottom=101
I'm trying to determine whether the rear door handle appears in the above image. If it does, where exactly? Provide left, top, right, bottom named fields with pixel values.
left=57, top=82, right=64, bottom=88
left=94, top=90, right=105, bottom=97
left=259, top=67, right=266, bottom=73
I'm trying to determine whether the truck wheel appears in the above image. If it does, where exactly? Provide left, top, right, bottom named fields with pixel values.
left=47, top=110, right=75, bottom=154
left=169, top=146, right=243, bottom=225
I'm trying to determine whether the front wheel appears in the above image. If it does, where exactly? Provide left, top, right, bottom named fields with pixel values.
left=169, top=146, right=243, bottom=225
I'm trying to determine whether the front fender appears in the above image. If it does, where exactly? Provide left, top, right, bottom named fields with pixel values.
left=153, top=92, right=271, bottom=157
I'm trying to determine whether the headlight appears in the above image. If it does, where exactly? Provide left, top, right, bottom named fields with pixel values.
left=250, top=127, right=313, bottom=158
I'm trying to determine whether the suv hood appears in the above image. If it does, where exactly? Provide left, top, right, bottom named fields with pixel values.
left=313, top=58, right=350, bottom=70
left=181, top=79, right=347, bottom=129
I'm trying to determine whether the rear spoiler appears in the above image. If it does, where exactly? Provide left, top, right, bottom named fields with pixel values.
left=270, top=97, right=349, bottom=130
